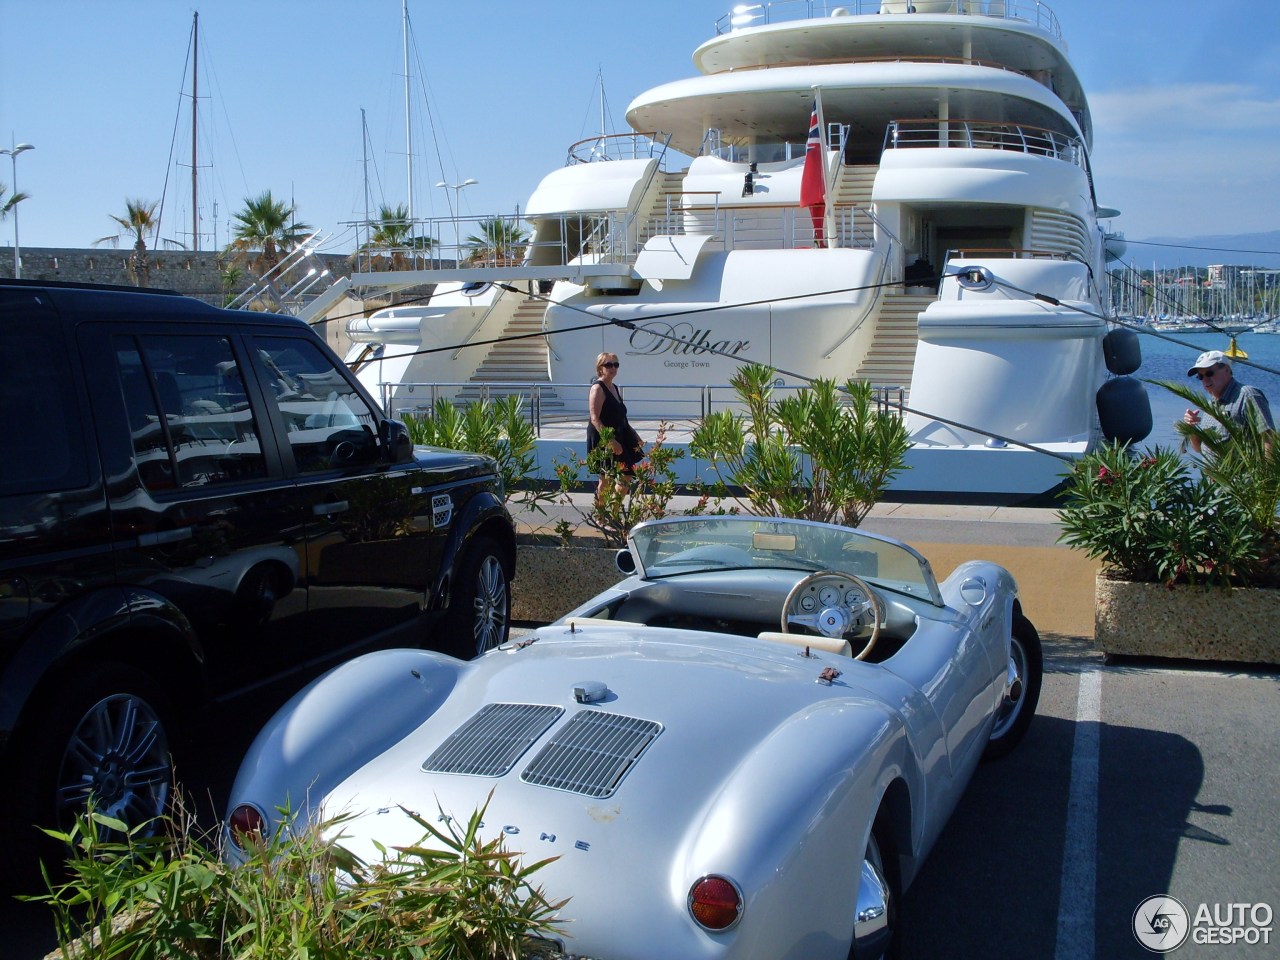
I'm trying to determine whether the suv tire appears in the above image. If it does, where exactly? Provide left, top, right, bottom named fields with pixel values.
left=444, top=536, right=510, bottom=659
left=12, top=664, right=176, bottom=877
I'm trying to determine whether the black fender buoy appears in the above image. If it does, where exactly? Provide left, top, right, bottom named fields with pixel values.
left=1103, top=328, right=1142, bottom=375
left=1096, top=376, right=1152, bottom=444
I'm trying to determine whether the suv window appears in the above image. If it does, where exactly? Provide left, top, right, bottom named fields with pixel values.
left=255, top=336, right=380, bottom=474
left=114, top=333, right=269, bottom=490
left=0, top=326, right=89, bottom=495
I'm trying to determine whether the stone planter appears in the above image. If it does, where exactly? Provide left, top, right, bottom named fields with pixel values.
left=1094, top=574, right=1280, bottom=664
left=512, top=542, right=626, bottom=623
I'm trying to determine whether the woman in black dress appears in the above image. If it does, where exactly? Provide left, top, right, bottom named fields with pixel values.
left=587, top=351, right=643, bottom=502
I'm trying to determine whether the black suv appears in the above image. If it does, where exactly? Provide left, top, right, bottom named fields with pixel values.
left=0, top=280, right=515, bottom=863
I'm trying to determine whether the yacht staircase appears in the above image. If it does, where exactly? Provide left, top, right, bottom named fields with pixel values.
left=832, top=163, right=877, bottom=208
left=455, top=172, right=687, bottom=413
left=455, top=295, right=566, bottom=412
left=638, top=170, right=688, bottom=245
left=854, top=293, right=932, bottom=391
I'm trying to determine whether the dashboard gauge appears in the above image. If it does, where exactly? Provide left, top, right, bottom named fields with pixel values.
left=819, top=586, right=840, bottom=606
left=845, top=589, right=863, bottom=606
left=799, top=595, right=817, bottom=611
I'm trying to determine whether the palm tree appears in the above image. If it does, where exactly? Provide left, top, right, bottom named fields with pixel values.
left=96, top=199, right=159, bottom=286
left=1, top=182, right=29, bottom=221
left=465, top=217, right=529, bottom=265
left=226, top=191, right=311, bottom=274
left=361, top=203, right=435, bottom=270
left=217, top=260, right=244, bottom=306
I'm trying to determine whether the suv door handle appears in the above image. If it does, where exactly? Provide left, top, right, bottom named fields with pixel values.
left=313, top=500, right=349, bottom=517
left=137, top=527, right=193, bottom=547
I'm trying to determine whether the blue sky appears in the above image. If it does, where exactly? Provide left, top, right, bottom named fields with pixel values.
left=2, top=0, right=1278, bottom=259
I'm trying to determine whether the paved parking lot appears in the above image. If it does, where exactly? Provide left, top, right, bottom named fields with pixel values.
left=902, top=637, right=1278, bottom=958
left=5, top=504, right=1276, bottom=958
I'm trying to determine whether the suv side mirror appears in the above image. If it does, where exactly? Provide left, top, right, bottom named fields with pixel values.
left=379, top=418, right=414, bottom=463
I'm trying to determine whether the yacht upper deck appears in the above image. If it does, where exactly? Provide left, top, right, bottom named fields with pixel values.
left=709, top=0, right=1061, bottom=42
left=687, top=1, right=1082, bottom=135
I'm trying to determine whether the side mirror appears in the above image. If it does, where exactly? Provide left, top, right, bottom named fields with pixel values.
left=615, top=549, right=637, bottom=576
left=379, top=418, right=414, bottom=463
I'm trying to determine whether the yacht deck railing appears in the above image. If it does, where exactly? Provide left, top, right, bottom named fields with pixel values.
left=382, top=380, right=908, bottom=435
left=649, top=194, right=877, bottom=252
left=566, top=131, right=673, bottom=166
left=714, top=0, right=1061, bottom=41
left=885, top=119, right=1085, bottom=169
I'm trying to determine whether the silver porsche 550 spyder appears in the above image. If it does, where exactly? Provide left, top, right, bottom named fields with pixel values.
left=226, top=515, right=1042, bottom=959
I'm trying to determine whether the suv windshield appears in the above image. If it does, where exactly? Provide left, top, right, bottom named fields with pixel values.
left=628, top=516, right=943, bottom=606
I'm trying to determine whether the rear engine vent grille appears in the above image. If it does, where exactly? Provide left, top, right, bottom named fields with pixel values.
left=422, top=703, right=563, bottom=777
left=521, top=710, right=662, bottom=798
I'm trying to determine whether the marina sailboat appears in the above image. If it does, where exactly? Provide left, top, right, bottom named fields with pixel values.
left=341, top=0, right=1143, bottom=499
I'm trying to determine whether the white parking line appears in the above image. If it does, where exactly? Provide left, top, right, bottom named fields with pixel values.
left=1055, top=664, right=1101, bottom=960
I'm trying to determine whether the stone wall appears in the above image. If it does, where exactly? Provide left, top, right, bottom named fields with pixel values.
left=0, top=245, right=440, bottom=361
left=0, top=245, right=353, bottom=306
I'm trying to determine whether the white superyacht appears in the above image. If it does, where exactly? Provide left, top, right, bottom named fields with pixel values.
left=344, top=0, right=1145, bottom=499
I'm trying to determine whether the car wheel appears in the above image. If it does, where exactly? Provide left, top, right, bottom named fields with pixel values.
left=983, top=611, right=1043, bottom=760
left=851, top=831, right=898, bottom=960
left=10, top=664, right=176, bottom=882
left=444, top=536, right=510, bottom=658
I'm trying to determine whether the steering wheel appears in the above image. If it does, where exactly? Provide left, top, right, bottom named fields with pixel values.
left=781, top=570, right=884, bottom=661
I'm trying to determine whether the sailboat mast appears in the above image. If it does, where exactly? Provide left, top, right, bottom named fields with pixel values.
left=192, top=11, right=199, bottom=252
left=403, top=0, right=413, bottom=221
left=361, top=107, right=372, bottom=252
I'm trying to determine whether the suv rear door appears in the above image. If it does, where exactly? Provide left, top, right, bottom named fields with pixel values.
left=0, top=294, right=110, bottom=652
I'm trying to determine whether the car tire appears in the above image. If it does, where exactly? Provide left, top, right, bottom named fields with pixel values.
left=983, top=611, right=1043, bottom=760
left=10, top=664, right=177, bottom=883
left=443, top=536, right=510, bottom=659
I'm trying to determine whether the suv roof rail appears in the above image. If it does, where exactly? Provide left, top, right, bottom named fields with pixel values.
left=0, top=277, right=185, bottom=297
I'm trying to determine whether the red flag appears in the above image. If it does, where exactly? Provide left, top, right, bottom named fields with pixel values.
left=799, top=105, right=826, bottom=246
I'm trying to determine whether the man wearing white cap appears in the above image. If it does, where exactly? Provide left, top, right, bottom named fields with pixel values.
left=1182, top=350, right=1274, bottom=454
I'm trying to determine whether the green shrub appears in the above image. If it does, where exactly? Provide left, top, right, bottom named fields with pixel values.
left=1159, top=378, right=1280, bottom=544
left=26, top=796, right=565, bottom=960
left=1056, top=442, right=1265, bottom=587
left=690, top=364, right=909, bottom=527
left=553, top=422, right=686, bottom=548
left=403, top=395, right=555, bottom=517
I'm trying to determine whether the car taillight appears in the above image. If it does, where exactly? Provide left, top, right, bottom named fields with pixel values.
left=688, top=874, right=743, bottom=931
left=228, top=804, right=266, bottom=847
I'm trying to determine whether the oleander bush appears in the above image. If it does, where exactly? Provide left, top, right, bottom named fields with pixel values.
left=1056, top=443, right=1263, bottom=587
left=1059, top=378, right=1280, bottom=588
left=690, top=364, right=910, bottom=528
left=403, top=395, right=556, bottom=516
left=553, top=421, right=687, bottom=547
left=1161, top=378, right=1280, bottom=551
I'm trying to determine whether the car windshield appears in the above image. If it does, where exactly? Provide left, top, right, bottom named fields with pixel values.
left=628, top=516, right=943, bottom=606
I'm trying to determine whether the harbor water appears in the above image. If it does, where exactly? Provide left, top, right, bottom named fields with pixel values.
left=1132, top=327, right=1280, bottom=449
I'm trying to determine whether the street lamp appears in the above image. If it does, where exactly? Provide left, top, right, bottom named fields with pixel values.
left=1, top=141, right=34, bottom=279
left=435, top=178, right=477, bottom=257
